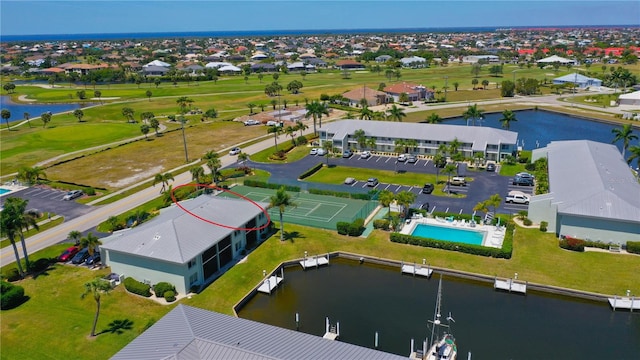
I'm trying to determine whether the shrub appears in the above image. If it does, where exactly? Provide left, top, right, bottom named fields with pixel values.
left=518, top=156, right=529, bottom=163
left=626, top=241, right=640, bottom=255
left=298, top=162, right=323, bottom=179
left=539, top=221, right=548, bottom=232
left=243, top=180, right=300, bottom=192
left=559, top=237, right=585, bottom=252
left=85, top=187, right=96, bottom=196
left=164, top=290, right=176, bottom=303
left=153, top=282, right=176, bottom=298
left=373, top=219, right=390, bottom=230
left=124, top=277, right=152, bottom=297
left=1, top=281, right=26, bottom=309
left=523, top=218, right=532, bottom=226
left=348, top=218, right=365, bottom=236
left=296, top=136, right=308, bottom=145
left=308, top=188, right=374, bottom=200
left=28, top=258, right=52, bottom=272
left=336, top=222, right=350, bottom=235
left=2, top=268, right=21, bottom=282
left=524, top=163, right=536, bottom=171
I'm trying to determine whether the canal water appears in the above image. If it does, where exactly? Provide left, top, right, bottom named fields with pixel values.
left=0, top=95, right=85, bottom=123
left=442, top=109, right=625, bottom=152
left=238, top=258, right=640, bottom=359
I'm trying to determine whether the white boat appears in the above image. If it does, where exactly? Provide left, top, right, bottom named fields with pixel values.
left=424, top=277, right=457, bottom=360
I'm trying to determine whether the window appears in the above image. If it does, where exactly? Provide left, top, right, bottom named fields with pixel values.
left=188, top=258, right=197, bottom=269
left=189, top=273, right=198, bottom=285
left=235, top=242, right=242, bottom=252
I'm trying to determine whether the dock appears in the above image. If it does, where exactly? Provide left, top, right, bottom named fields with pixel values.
left=257, top=276, right=283, bottom=294
left=608, top=296, right=639, bottom=311
left=300, top=254, right=329, bottom=269
left=323, top=317, right=340, bottom=340
left=494, top=278, right=527, bottom=294
left=401, top=263, right=433, bottom=278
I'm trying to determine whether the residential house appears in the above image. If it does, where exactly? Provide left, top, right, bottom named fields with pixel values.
left=342, top=86, right=389, bottom=106
left=383, top=82, right=433, bottom=102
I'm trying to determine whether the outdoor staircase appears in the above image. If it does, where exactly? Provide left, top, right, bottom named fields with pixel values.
left=484, top=212, right=494, bottom=225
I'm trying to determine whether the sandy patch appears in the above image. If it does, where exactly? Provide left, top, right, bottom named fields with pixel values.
left=105, top=165, right=164, bottom=188
left=91, top=97, right=120, bottom=100
left=18, top=95, right=37, bottom=102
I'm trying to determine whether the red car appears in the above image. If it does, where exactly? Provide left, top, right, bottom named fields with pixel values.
left=58, top=246, right=79, bottom=262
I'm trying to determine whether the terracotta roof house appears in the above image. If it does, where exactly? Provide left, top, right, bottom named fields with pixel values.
left=100, top=195, right=270, bottom=295
left=342, top=86, right=389, bottom=106
left=335, top=59, right=365, bottom=70
left=383, top=82, right=433, bottom=102
left=64, top=63, right=109, bottom=75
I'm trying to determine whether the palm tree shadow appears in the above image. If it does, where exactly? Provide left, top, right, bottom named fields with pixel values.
left=97, top=319, right=134, bottom=335
left=283, top=231, right=305, bottom=242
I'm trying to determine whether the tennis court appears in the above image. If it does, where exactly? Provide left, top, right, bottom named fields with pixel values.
left=217, top=185, right=377, bottom=230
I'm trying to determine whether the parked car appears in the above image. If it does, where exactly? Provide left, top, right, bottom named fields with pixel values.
left=62, top=190, right=83, bottom=201
left=422, top=183, right=434, bottom=194
left=266, top=120, right=283, bottom=127
left=516, top=172, right=534, bottom=179
left=360, top=151, right=371, bottom=159
left=448, top=176, right=467, bottom=186
left=85, top=251, right=101, bottom=266
left=229, top=147, right=241, bottom=155
left=316, top=148, right=326, bottom=156
left=58, top=246, right=79, bottom=262
left=486, top=163, right=496, bottom=172
left=71, top=248, right=90, bottom=264
left=366, top=178, right=379, bottom=187
left=506, top=192, right=530, bottom=204
left=397, top=154, right=407, bottom=162
left=344, top=177, right=356, bottom=185
left=243, top=119, right=260, bottom=126
left=342, top=149, right=353, bottom=158
left=420, top=202, right=430, bottom=211
left=513, top=176, right=534, bottom=186
left=407, top=155, right=417, bottom=163
left=310, top=148, right=318, bottom=155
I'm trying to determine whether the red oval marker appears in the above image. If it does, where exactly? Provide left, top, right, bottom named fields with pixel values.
left=170, top=183, right=271, bottom=231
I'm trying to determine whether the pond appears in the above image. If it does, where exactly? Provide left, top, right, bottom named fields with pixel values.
left=441, top=109, right=625, bottom=152
left=0, top=95, right=87, bottom=123
left=238, top=258, right=640, bottom=359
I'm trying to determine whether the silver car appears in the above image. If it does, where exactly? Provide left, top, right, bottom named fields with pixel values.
left=62, top=190, right=83, bottom=201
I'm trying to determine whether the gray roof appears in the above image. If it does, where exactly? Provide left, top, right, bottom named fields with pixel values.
left=541, top=140, right=640, bottom=222
left=101, top=196, right=268, bottom=264
left=322, top=119, right=517, bottom=146
left=553, top=73, right=600, bottom=83
left=111, top=304, right=407, bottom=360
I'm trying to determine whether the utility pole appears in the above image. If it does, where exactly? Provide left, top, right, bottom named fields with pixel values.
left=180, top=116, right=189, bottom=162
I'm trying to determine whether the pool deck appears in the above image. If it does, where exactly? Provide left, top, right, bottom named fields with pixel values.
left=400, top=215, right=506, bottom=248
left=0, top=183, right=28, bottom=199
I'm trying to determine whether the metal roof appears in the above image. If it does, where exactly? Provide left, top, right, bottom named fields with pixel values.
left=322, top=119, right=517, bottom=146
left=111, top=305, right=408, bottom=360
left=101, top=195, right=268, bottom=264
left=542, top=140, right=640, bottom=222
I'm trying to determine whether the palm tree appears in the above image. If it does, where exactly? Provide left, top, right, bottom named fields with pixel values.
left=146, top=90, right=152, bottom=101
left=499, top=109, right=518, bottom=130
left=247, top=103, right=256, bottom=114
left=395, top=191, right=417, bottom=219
left=73, top=109, right=84, bottom=122
left=176, top=96, right=194, bottom=114
left=41, top=111, right=52, bottom=128
left=68, top=230, right=82, bottom=245
left=3, top=197, right=37, bottom=273
left=378, top=190, right=395, bottom=221
left=80, top=233, right=102, bottom=258
left=433, top=152, right=445, bottom=184
left=487, top=194, right=502, bottom=215
left=305, top=100, right=330, bottom=134
left=295, top=120, right=308, bottom=137
left=202, top=151, right=221, bottom=183
left=453, top=82, right=459, bottom=91
left=269, top=186, right=296, bottom=241
left=387, top=104, right=406, bottom=122
left=153, top=172, right=174, bottom=193
left=149, top=118, right=160, bottom=136
left=24, top=112, right=31, bottom=128
left=190, top=166, right=205, bottom=185
left=81, top=277, right=112, bottom=337
left=426, top=113, right=442, bottom=123
left=2, top=109, right=11, bottom=129
left=17, top=166, right=46, bottom=185
left=366, top=137, right=377, bottom=151
left=322, top=140, right=333, bottom=166
left=140, top=124, right=150, bottom=139
left=268, top=125, right=282, bottom=151
left=481, top=79, right=489, bottom=89
left=443, top=163, right=458, bottom=194
left=0, top=198, right=28, bottom=276
left=611, top=123, right=638, bottom=157
left=462, top=103, right=484, bottom=126
left=359, top=105, right=374, bottom=120
left=627, top=145, right=640, bottom=170
left=354, top=129, right=366, bottom=150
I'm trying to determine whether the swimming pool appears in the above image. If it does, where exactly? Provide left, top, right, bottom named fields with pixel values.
left=0, top=188, right=10, bottom=195
left=410, top=223, right=485, bottom=245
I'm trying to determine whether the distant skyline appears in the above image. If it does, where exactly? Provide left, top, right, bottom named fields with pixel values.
left=1, top=0, right=639, bottom=37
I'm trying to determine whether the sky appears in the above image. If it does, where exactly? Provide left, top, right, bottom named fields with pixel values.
left=1, top=0, right=639, bottom=36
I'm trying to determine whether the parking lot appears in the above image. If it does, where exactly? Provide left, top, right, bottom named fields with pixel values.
left=244, top=151, right=535, bottom=217
left=1, top=186, right=94, bottom=220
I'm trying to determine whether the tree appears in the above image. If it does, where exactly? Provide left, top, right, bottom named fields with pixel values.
left=354, top=129, right=367, bottom=149
left=322, top=140, right=333, bottom=166
left=426, top=113, right=442, bottom=123
left=387, top=104, right=407, bottom=122
left=501, top=80, right=516, bottom=97
left=190, top=165, right=205, bottom=185
left=627, top=145, right=640, bottom=170
left=499, top=109, right=517, bottom=130
left=80, top=233, right=102, bottom=259
left=398, top=92, right=410, bottom=105
left=68, top=230, right=82, bottom=245
left=481, top=79, right=489, bottom=89
left=268, top=125, right=282, bottom=151
left=202, top=151, right=221, bottom=183
left=286, top=80, right=303, bottom=94
left=176, top=96, right=194, bottom=114
left=285, top=125, right=297, bottom=145
left=295, top=120, right=308, bottom=137
left=462, top=104, right=484, bottom=126
left=395, top=191, right=417, bottom=219
left=94, top=90, right=102, bottom=104
left=471, top=78, right=479, bottom=89
left=41, top=112, right=52, bottom=128
left=359, top=105, right=374, bottom=120
left=489, top=64, right=503, bottom=77
left=140, top=111, right=155, bottom=123
left=378, top=190, right=395, bottom=221
left=270, top=186, right=296, bottom=241
left=487, top=194, right=502, bottom=215
left=0, top=197, right=38, bottom=274
left=23, top=112, right=31, bottom=128
left=81, top=277, right=112, bottom=337
left=149, top=117, right=160, bottom=136
left=305, top=100, right=329, bottom=134
left=153, top=173, right=174, bottom=193
left=17, top=166, right=46, bottom=185
left=145, top=90, right=152, bottom=101
left=432, top=152, right=445, bottom=184
left=73, top=109, right=84, bottom=122
left=204, top=108, right=218, bottom=120
left=76, top=90, right=86, bottom=100
left=247, top=103, right=256, bottom=114
left=611, top=123, right=638, bottom=158
left=154, top=78, right=161, bottom=88
left=453, top=82, right=459, bottom=91
left=443, top=163, right=458, bottom=194
left=258, top=73, right=264, bottom=83
left=140, top=124, right=150, bottom=139
left=1, top=109, right=10, bottom=129
left=121, top=107, right=135, bottom=123
left=473, top=200, right=490, bottom=223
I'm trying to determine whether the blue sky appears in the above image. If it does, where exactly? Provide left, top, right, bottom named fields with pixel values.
left=1, top=1, right=639, bottom=36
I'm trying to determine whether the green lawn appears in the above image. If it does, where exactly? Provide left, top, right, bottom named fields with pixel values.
left=307, top=164, right=466, bottom=197
left=2, top=221, right=638, bottom=360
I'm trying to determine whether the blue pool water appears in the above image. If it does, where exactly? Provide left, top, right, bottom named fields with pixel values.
left=411, top=223, right=484, bottom=245
left=0, top=188, right=10, bottom=195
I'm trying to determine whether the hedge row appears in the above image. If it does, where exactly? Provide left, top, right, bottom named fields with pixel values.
left=373, top=219, right=390, bottom=230
left=559, top=237, right=585, bottom=252
left=1, top=281, right=27, bottom=310
left=627, top=241, right=640, bottom=254
left=153, top=282, right=176, bottom=298
left=390, top=223, right=514, bottom=259
left=124, top=277, right=152, bottom=297
left=308, top=188, right=374, bottom=200
left=298, top=162, right=323, bottom=180
left=243, top=180, right=301, bottom=192
left=336, top=218, right=365, bottom=236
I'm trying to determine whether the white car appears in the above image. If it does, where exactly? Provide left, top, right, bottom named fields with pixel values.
left=62, top=190, right=83, bottom=201
left=266, top=120, right=283, bottom=127
left=397, top=154, right=407, bottom=162
left=344, top=177, right=356, bottom=185
left=229, top=147, right=241, bottom=155
left=360, top=151, right=371, bottom=159
left=243, top=119, right=260, bottom=126
left=310, top=148, right=318, bottom=155
left=316, top=148, right=326, bottom=156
